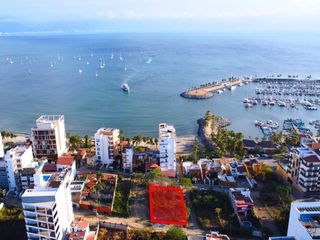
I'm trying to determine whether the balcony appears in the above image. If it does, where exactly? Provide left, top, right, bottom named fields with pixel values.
left=25, top=214, right=37, bottom=220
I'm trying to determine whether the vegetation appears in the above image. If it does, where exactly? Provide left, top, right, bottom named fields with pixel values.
left=178, top=177, right=193, bottom=189
left=0, top=207, right=26, bottom=240
left=165, top=226, right=185, bottom=240
left=193, top=138, right=199, bottom=163
left=191, top=190, right=234, bottom=229
left=259, top=165, right=292, bottom=234
left=211, top=129, right=246, bottom=158
left=285, top=132, right=300, bottom=146
left=0, top=131, right=17, bottom=138
left=112, top=179, right=132, bottom=217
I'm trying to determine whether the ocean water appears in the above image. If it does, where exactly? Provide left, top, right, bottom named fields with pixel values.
left=0, top=32, right=320, bottom=138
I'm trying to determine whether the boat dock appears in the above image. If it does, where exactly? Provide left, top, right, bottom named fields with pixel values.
left=180, top=77, right=251, bottom=99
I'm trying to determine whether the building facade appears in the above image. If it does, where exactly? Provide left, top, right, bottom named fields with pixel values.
left=32, top=115, right=67, bottom=158
left=0, top=133, right=4, bottom=158
left=287, top=147, right=320, bottom=192
left=94, top=128, right=120, bottom=167
left=4, top=143, right=34, bottom=192
left=159, top=123, right=176, bottom=176
left=22, top=161, right=74, bottom=240
left=287, top=199, right=320, bottom=240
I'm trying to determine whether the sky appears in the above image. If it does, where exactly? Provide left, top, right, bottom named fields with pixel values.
left=1, top=0, right=320, bottom=33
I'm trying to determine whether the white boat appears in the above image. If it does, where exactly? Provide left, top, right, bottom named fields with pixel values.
left=99, top=57, right=105, bottom=69
left=95, top=72, right=98, bottom=77
left=79, top=69, right=82, bottom=74
left=111, top=52, right=114, bottom=59
left=121, top=83, right=130, bottom=92
left=244, top=102, right=253, bottom=108
left=227, top=85, right=236, bottom=90
left=119, top=54, right=123, bottom=61
left=146, top=58, right=152, bottom=64
left=216, top=90, right=223, bottom=94
left=86, top=61, right=90, bottom=65
left=261, top=100, right=268, bottom=105
left=124, top=66, right=127, bottom=71
left=278, top=101, right=286, bottom=107
left=243, top=98, right=251, bottom=103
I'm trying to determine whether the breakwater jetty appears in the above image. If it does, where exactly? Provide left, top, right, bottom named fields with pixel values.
left=180, top=77, right=251, bottom=100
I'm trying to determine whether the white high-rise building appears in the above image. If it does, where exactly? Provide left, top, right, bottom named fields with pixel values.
left=287, top=199, right=320, bottom=240
left=22, top=161, right=74, bottom=240
left=32, top=115, right=67, bottom=158
left=0, top=133, right=4, bottom=158
left=4, top=143, right=33, bottom=192
left=94, top=128, right=120, bottom=166
left=159, top=123, right=176, bottom=176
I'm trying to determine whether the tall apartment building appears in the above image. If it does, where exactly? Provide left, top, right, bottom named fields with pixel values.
left=0, top=133, right=4, bottom=158
left=287, top=199, right=320, bottom=239
left=287, top=146, right=320, bottom=192
left=4, top=143, right=34, bottom=192
left=32, top=115, right=67, bottom=158
left=120, top=142, right=133, bottom=173
left=94, top=128, right=120, bottom=166
left=159, top=123, right=176, bottom=176
left=22, top=161, right=74, bottom=240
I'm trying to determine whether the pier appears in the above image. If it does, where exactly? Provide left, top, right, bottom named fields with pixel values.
left=180, top=77, right=251, bottom=100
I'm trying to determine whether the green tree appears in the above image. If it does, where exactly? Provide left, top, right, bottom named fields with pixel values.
left=193, top=138, right=199, bottom=163
left=165, top=226, right=185, bottom=240
left=69, top=134, right=82, bottom=149
left=179, top=177, right=193, bottom=189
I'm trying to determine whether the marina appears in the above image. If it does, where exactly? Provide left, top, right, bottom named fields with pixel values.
left=242, top=77, right=320, bottom=111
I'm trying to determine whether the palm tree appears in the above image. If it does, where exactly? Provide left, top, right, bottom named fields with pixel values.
left=215, top=208, right=222, bottom=226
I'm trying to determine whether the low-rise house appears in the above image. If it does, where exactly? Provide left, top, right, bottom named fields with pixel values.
left=243, top=139, right=257, bottom=152
left=228, top=188, right=254, bottom=223
left=77, top=173, right=118, bottom=214
left=243, top=158, right=263, bottom=178
left=68, top=218, right=98, bottom=240
left=57, top=154, right=76, bottom=180
left=257, top=140, right=277, bottom=153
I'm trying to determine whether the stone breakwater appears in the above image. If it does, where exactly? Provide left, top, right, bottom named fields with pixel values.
left=180, top=77, right=251, bottom=100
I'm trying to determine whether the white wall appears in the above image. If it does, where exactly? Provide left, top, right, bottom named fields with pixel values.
left=0, top=133, right=4, bottom=158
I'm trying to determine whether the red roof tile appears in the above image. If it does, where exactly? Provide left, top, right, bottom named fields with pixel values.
left=303, top=155, right=320, bottom=163
left=43, top=163, right=57, bottom=172
left=57, top=155, right=74, bottom=166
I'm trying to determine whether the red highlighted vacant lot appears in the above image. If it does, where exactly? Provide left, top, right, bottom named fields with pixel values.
left=149, top=184, right=187, bottom=226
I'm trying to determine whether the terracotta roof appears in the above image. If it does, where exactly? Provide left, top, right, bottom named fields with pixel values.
left=68, top=230, right=85, bottom=240
left=76, top=219, right=89, bottom=229
left=43, top=163, right=57, bottom=172
left=85, top=233, right=96, bottom=240
left=57, top=155, right=74, bottom=166
left=162, top=169, right=176, bottom=177
left=303, top=155, right=320, bottom=163
left=150, top=164, right=159, bottom=168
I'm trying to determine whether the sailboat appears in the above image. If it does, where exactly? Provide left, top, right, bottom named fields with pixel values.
left=119, top=54, right=123, bottom=61
left=110, top=52, right=114, bottom=60
left=79, top=68, right=82, bottom=74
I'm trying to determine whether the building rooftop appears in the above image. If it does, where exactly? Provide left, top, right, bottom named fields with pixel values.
left=36, top=115, right=64, bottom=122
left=96, top=128, right=118, bottom=136
left=303, top=155, right=320, bottom=163
left=57, top=155, right=74, bottom=166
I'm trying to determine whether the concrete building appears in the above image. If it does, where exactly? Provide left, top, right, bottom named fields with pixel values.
left=22, top=161, right=74, bottom=240
left=32, top=115, right=67, bottom=158
left=287, top=147, right=320, bottom=192
left=56, top=155, right=76, bottom=180
left=94, top=128, right=120, bottom=167
left=287, top=199, right=320, bottom=240
left=0, top=158, right=8, bottom=189
left=120, top=141, right=133, bottom=173
left=0, top=133, right=4, bottom=158
left=4, top=143, right=34, bottom=192
left=159, top=123, right=176, bottom=176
